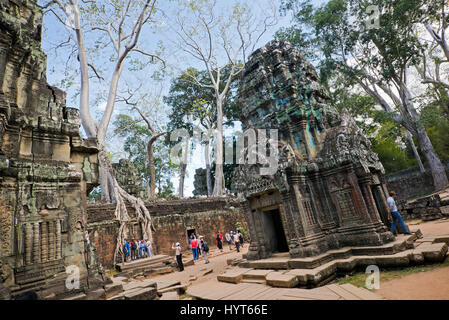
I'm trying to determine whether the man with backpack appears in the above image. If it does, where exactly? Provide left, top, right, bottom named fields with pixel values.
left=199, top=236, right=210, bottom=264
left=131, top=239, right=137, bottom=261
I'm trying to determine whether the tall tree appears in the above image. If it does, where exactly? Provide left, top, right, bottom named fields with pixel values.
left=167, top=0, right=278, bottom=195
left=278, top=0, right=449, bottom=190
left=164, top=67, right=238, bottom=196
left=43, top=0, right=165, bottom=263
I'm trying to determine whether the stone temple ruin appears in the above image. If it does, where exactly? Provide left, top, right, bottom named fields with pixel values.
left=0, top=0, right=104, bottom=298
left=1, top=1, right=447, bottom=301
left=234, top=41, right=395, bottom=261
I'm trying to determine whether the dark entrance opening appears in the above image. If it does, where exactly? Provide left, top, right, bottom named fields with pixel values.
left=187, top=229, right=196, bottom=239
left=262, top=209, right=289, bottom=253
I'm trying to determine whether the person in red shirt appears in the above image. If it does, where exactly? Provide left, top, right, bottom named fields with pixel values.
left=190, top=237, right=199, bottom=261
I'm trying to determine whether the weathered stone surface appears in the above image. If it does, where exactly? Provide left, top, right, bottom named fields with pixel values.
left=123, top=287, right=157, bottom=300
left=112, top=159, right=145, bottom=198
left=217, top=268, right=253, bottom=284
left=0, top=0, right=103, bottom=298
left=265, top=272, right=299, bottom=288
left=415, top=243, right=448, bottom=262
left=87, top=198, right=246, bottom=267
left=233, top=40, right=394, bottom=263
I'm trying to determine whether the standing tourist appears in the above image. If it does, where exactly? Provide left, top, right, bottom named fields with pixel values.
left=196, top=236, right=202, bottom=258
left=225, top=231, right=232, bottom=251
left=199, top=236, right=210, bottom=264
left=216, top=233, right=223, bottom=252
left=234, top=232, right=241, bottom=252
left=131, top=240, right=137, bottom=261
left=138, top=240, right=145, bottom=259
left=190, top=236, right=199, bottom=261
left=145, top=239, right=152, bottom=258
left=123, top=240, right=130, bottom=262
left=172, top=242, right=184, bottom=272
left=238, top=230, right=244, bottom=248
left=387, top=191, right=411, bottom=235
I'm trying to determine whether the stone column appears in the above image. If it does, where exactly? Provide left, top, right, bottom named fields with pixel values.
left=279, top=192, right=304, bottom=257
left=33, top=222, right=41, bottom=264
left=48, top=220, right=55, bottom=261
left=242, top=200, right=260, bottom=260
left=25, top=223, right=32, bottom=266
left=56, top=220, right=62, bottom=260
left=41, top=221, right=48, bottom=263
left=358, top=176, right=382, bottom=224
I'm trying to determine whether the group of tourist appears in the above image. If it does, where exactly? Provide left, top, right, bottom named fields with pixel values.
left=188, top=234, right=211, bottom=263
left=123, top=239, right=152, bottom=262
left=225, top=230, right=244, bottom=252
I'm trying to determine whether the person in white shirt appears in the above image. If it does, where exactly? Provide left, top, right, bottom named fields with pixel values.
left=145, top=240, right=152, bottom=258
left=387, top=191, right=410, bottom=235
left=171, top=242, right=184, bottom=271
left=225, top=232, right=232, bottom=251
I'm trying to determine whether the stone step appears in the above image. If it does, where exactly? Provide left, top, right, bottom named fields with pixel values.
left=157, top=284, right=187, bottom=295
left=116, top=255, right=172, bottom=272
left=105, top=283, right=124, bottom=299
left=266, top=272, right=299, bottom=288
left=217, top=268, right=253, bottom=284
left=242, top=269, right=274, bottom=280
left=241, top=279, right=267, bottom=285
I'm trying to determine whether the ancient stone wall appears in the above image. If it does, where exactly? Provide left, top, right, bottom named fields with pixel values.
left=385, top=158, right=449, bottom=200
left=0, top=0, right=102, bottom=298
left=87, top=198, right=246, bottom=268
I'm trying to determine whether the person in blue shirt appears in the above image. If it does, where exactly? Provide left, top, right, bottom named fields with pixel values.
left=123, top=240, right=130, bottom=262
left=387, top=191, right=411, bottom=235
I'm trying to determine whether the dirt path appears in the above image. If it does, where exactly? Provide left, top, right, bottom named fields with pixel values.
left=374, top=219, right=449, bottom=300
left=149, top=219, right=449, bottom=300
left=147, top=245, right=248, bottom=290
left=375, top=267, right=449, bottom=300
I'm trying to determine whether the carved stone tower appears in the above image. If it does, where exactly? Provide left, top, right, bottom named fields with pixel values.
left=234, top=41, right=394, bottom=261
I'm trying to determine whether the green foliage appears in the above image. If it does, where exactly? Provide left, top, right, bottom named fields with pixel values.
left=235, top=221, right=249, bottom=239
left=113, top=114, right=176, bottom=199
left=88, top=186, right=102, bottom=201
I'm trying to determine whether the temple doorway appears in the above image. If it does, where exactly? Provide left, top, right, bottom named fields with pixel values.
left=187, top=228, right=196, bottom=239
left=261, top=208, right=289, bottom=253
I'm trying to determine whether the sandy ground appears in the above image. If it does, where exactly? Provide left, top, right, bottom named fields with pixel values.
left=148, top=219, right=449, bottom=300
left=147, top=244, right=248, bottom=289
left=374, top=218, right=449, bottom=300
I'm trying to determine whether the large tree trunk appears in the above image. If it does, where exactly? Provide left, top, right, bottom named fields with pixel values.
left=147, top=132, right=165, bottom=200
left=100, top=166, right=112, bottom=202
left=178, top=138, right=189, bottom=198
left=406, top=132, right=425, bottom=173
left=415, top=126, right=449, bottom=190
left=204, top=140, right=213, bottom=196
left=97, top=144, right=154, bottom=265
left=213, top=99, right=225, bottom=196
left=179, top=163, right=187, bottom=198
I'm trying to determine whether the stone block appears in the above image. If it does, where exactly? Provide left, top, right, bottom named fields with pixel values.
left=123, top=287, right=157, bottom=300
left=265, top=272, right=299, bottom=288
left=417, top=243, right=448, bottom=262
left=242, top=269, right=273, bottom=280
left=105, top=283, right=124, bottom=299
left=85, top=288, right=106, bottom=300
left=217, top=268, right=253, bottom=284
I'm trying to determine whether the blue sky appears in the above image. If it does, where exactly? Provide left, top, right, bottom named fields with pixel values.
left=38, top=0, right=328, bottom=196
